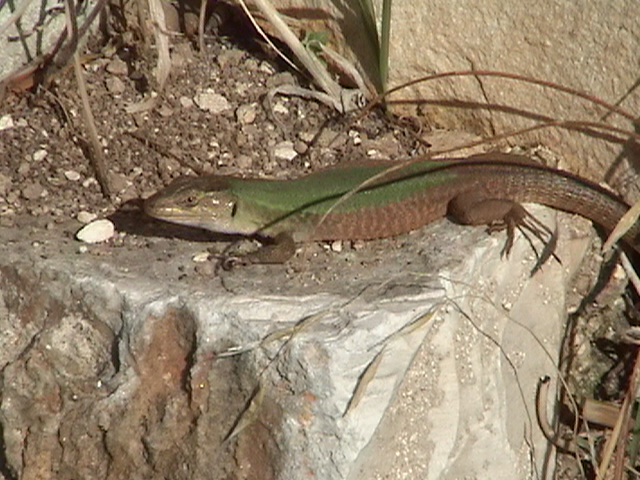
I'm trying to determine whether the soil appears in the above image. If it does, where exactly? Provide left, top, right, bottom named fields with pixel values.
left=0, top=7, right=425, bottom=240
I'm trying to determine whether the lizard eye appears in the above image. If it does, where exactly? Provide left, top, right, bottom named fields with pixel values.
left=185, top=195, right=197, bottom=206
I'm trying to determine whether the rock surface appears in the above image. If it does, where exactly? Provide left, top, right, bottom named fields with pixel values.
left=0, top=207, right=598, bottom=478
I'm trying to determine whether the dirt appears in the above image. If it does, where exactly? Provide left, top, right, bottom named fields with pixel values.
left=0, top=9, right=423, bottom=235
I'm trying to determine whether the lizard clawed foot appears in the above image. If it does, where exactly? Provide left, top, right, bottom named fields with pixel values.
left=218, top=255, right=250, bottom=271
left=216, top=232, right=297, bottom=270
left=494, top=206, right=561, bottom=274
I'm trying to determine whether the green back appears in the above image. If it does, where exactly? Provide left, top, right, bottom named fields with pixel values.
left=228, top=160, right=454, bottom=216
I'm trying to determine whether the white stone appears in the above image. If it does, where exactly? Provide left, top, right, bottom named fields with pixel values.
left=0, top=115, right=14, bottom=131
left=75, top=219, right=115, bottom=243
left=32, top=149, right=48, bottom=161
left=192, top=252, right=211, bottom=263
left=64, top=170, right=81, bottom=181
left=77, top=211, right=97, bottom=224
left=272, top=103, right=289, bottom=115
left=272, top=141, right=297, bottom=161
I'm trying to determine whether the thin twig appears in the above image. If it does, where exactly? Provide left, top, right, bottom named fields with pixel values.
left=64, top=0, right=111, bottom=198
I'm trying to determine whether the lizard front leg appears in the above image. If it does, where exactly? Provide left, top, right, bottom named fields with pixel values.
left=221, top=232, right=297, bottom=269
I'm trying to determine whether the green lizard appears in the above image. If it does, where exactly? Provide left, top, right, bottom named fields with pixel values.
left=144, top=153, right=640, bottom=264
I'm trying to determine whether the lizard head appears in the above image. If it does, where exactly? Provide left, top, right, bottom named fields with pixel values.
left=144, top=175, right=252, bottom=235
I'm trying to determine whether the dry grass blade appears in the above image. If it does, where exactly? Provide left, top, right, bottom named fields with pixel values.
left=238, top=0, right=355, bottom=111
left=603, top=199, right=640, bottom=252
left=343, top=348, right=383, bottom=416
left=236, top=0, right=300, bottom=75
left=343, top=310, right=435, bottom=416
left=223, top=384, right=265, bottom=443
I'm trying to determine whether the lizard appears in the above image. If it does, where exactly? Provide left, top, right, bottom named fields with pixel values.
left=143, top=152, right=640, bottom=265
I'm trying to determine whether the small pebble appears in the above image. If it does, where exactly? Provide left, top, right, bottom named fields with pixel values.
left=76, top=219, right=115, bottom=243
left=194, top=90, right=230, bottom=113
left=352, top=240, right=365, bottom=251
left=17, top=162, right=30, bottom=176
left=179, top=96, right=194, bottom=109
left=105, top=76, right=126, bottom=94
left=0, top=115, right=14, bottom=131
left=170, top=42, right=194, bottom=67
left=299, top=131, right=315, bottom=143
left=32, top=149, right=48, bottom=161
left=192, top=251, right=211, bottom=263
left=235, top=154, right=253, bottom=169
left=330, top=240, right=343, bottom=253
left=293, top=140, right=308, bottom=154
left=157, top=104, right=174, bottom=117
left=266, top=71, right=296, bottom=88
left=236, top=103, right=257, bottom=124
left=217, top=48, right=244, bottom=69
left=0, top=173, right=12, bottom=195
left=272, top=103, right=289, bottom=115
left=272, top=141, right=297, bottom=161
left=106, top=58, right=128, bottom=75
left=77, top=211, right=97, bottom=223
left=82, top=177, right=98, bottom=188
left=22, top=181, right=44, bottom=200
left=259, top=61, right=275, bottom=74
left=64, top=170, right=81, bottom=181
left=194, top=262, right=215, bottom=276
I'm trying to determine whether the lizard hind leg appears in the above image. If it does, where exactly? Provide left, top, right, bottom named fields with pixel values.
left=447, top=192, right=559, bottom=269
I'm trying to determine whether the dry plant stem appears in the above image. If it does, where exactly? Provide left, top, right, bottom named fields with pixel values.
left=426, top=120, right=640, bottom=158
left=135, top=0, right=150, bottom=40
left=198, top=0, right=206, bottom=52
left=379, top=70, right=637, bottom=123
left=535, top=376, right=577, bottom=453
left=63, top=0, right=111, bottom=198
left=71, top=53, right=112, bottom=198
left=147, top=0, right=170, bottom=89
left=604, top=199, right=640, bottom=252
left=236, top=0, right=300, bottom=75
left=595, top=348, right=640, bottom=480
left=620, top=253, right=640, bottom=296
left=0, top=0, right=35, bottom=38
left=242, top=0, right=346, bottom=110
